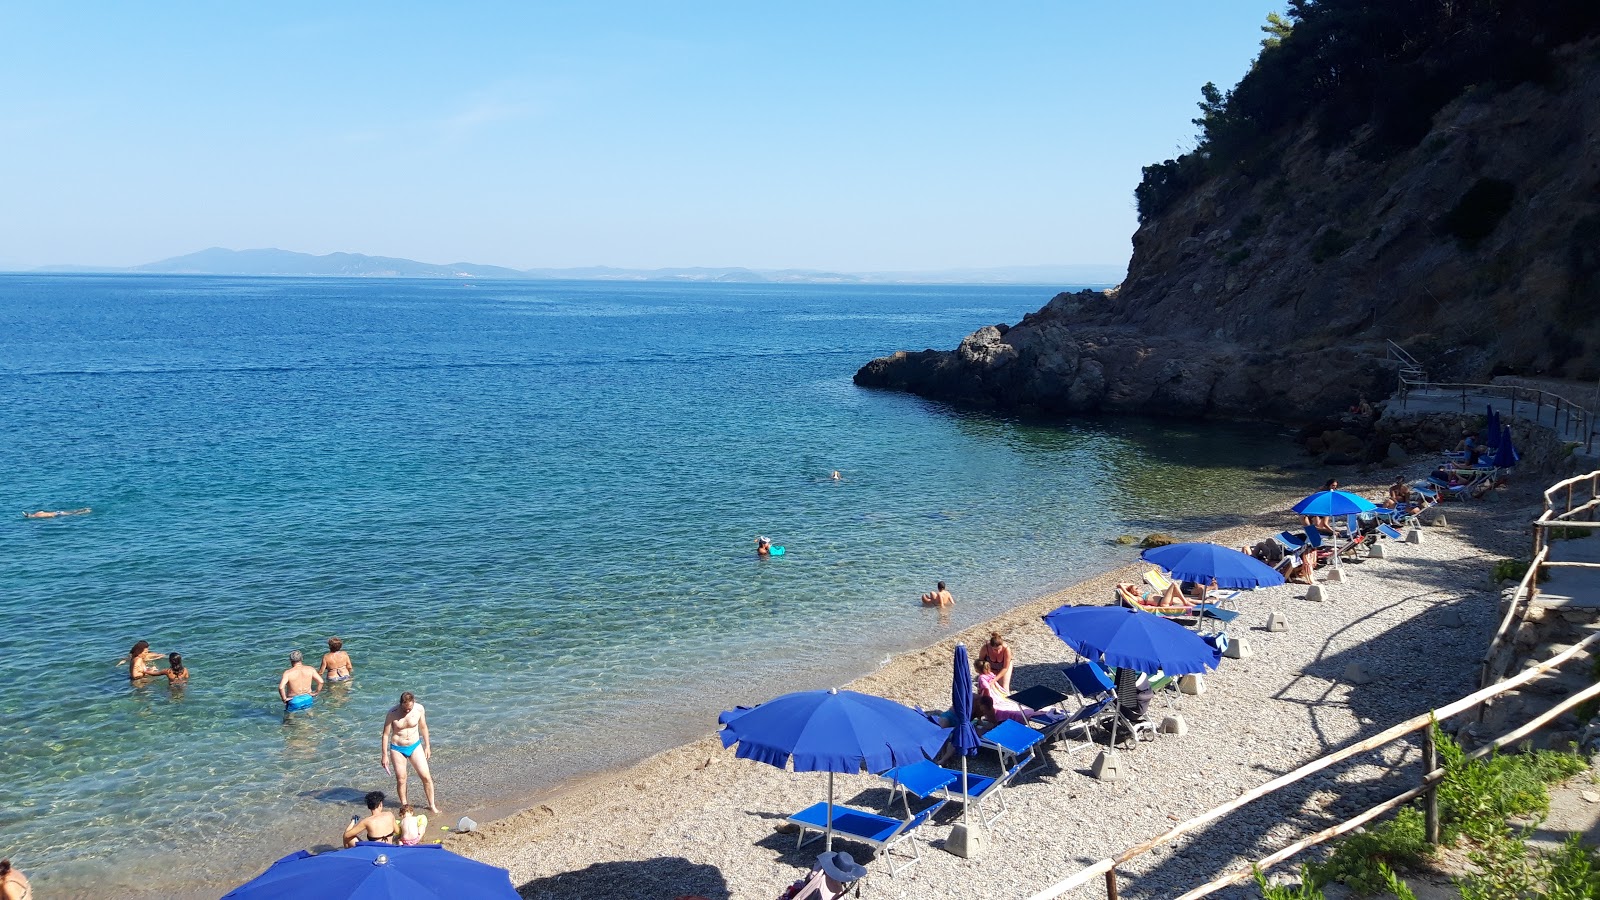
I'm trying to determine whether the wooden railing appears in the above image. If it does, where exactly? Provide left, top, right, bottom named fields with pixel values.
left=1480, top=469, right=1600, bottom=690
left=1396, top=377, right=1596, bottom=454
left=1029, top=633, right=1600, bottom=900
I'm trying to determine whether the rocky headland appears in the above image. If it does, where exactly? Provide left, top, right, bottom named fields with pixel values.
left=857, top=26, right=1600, bottom=431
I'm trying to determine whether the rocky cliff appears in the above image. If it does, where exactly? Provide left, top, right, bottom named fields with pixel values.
left=857, top=37, right=1600, bottom=425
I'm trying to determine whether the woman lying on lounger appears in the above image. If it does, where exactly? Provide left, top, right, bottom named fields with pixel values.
left=1115, top=580, right=1191, bottom=615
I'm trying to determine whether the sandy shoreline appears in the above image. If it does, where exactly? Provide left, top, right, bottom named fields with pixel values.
left=442, top=470, right=1542, bottom=899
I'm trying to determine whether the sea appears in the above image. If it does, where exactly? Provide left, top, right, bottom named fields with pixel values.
left=0, top=274, right=1301, bottom=897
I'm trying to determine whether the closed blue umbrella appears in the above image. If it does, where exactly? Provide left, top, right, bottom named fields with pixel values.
left=951, top=644, right=981, bottom=825
left=1494, top=424, right=1519, bottom=468
left=1487, top=406, right=1499, bottom=449
left=1139, top=542, right=1286, bottom=590
left=1041, top=605, right=1220, bottom=676
left=223, top=843, right=519, bottom=899
left=718, top=688, right=947, bottom=851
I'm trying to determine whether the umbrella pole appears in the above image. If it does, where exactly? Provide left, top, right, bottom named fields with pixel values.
left=961, top=757, right=970, bottom=825
left=825, top=770, right=834, bottom=853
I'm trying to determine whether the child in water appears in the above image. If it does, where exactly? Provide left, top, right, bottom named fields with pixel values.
left=163, top=653, right=189, bottom=684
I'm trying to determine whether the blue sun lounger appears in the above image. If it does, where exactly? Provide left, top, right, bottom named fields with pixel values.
left=785, top=799, right=947, bottom=876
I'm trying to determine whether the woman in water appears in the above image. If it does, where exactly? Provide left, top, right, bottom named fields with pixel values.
left=320, top=636, right=354, bottom=682
left=125, top=640, right=166, bottom=680
left=1, top=858, right=31, bottom=900
left=163, top=653, right=189, bottom=685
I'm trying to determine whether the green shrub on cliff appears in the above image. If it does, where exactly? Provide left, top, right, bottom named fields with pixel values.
left=1136, top=0, right=1600, bottom=224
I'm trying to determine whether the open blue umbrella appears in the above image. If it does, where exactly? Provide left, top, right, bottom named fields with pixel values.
left=1139, top=542, right=1286, bottom=591
left=718, top=688, right=946, bottom=851
left=1292, top=490, right=1376, bottom=573
left=951, top=644, right=981, bottom=826
left=223, top=843, right=519, bottom=900
left=1494, top=424, right=1519, bottom=468
left=1041, top=605, right=1220, bottom=676
left=1291, top=489, right=1377, bottom=517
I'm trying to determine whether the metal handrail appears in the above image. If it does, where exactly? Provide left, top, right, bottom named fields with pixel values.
left=1397, top=377, right=1596, bottom=454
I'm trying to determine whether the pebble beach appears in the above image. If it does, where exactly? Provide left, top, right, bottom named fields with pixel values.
left=447, top=474, right=1546, bottom=899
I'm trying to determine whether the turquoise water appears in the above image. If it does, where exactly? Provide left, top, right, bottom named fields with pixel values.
left=0, top=275, right=1296, bottom=896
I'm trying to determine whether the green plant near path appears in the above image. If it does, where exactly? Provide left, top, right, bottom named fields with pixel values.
left=1255, top=864, right=1325, bottom=900
left=1277, top=725, right=1588, bottom=898
left=1306, top=807, right=1429, bottom=895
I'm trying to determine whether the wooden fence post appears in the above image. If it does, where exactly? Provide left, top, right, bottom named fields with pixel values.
left=1424, top=726, right=1441, bottom=845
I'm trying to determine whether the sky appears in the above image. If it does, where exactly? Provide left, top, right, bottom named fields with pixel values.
left=0, top=2, right=1285, bottom=273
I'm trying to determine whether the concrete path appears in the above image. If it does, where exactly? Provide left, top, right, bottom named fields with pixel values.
left=1534, top=534, right=1600, bottom=611
left=1395, top=386, right=1598, bottom=463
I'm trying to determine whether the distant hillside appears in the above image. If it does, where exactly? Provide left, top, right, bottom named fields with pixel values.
left=130, top=248, right=528, bottom=278
left=30, top=248, right=1122, bottom=286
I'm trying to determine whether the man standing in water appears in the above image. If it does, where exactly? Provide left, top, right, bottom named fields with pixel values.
left=277, top=650, right=323, bottom=713
left=382, top=691, right=439, bottom=813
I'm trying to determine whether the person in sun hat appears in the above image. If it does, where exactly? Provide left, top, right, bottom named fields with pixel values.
left=776, top=850, right=867, bottom=899
left=756, top=536, right=772, bottom=557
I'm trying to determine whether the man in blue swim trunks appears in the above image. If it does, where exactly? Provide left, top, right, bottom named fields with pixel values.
left=277, top=650, right=324, bottom=714
left=381, top=691, right=438, bottom=813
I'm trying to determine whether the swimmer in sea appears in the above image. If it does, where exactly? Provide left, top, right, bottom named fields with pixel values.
left=319, top=636, right=353, bottom=683
left=756, top=536, right=772, bottom=557
left=829, top=470, right=842, bottom=481
left=278, top=650, right=323, bottom=713
left=920, top=581, right=954, bottom=607
left=163, top=652, right=189, bottom=685
left=124, top=640, right=166, bottom=680
left=23, top=507, right=90, bottom=519
left=382, top=691, right=439, bottom=813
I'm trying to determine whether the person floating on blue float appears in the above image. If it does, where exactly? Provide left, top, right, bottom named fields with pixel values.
left=756, top=536, right=785, bottom=557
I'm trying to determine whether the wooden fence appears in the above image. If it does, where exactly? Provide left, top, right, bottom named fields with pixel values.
left=1028, top=633, right=1600, bottom=900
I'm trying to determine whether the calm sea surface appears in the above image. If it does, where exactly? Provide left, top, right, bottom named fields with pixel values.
left=0, top=275, right=1298, bottom=896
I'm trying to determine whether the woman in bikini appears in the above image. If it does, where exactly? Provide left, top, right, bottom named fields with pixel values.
left=320, top=637, right=354, bottom=683
left=977, top=631, right=1014, bottom=693
left=1, top=858, right=31, bottom=900
left=125, top=640, right=166, bottom=680
left=163, top=653, right=189, bottom=685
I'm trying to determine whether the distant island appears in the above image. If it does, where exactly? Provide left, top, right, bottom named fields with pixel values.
left=29, top=247, right=1124, bottom=286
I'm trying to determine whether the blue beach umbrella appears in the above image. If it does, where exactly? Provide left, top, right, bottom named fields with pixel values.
left=1291, top=489, right=1377, bottom=517
left=1041, top=605, right=1220, bottom=676
left=951, top=644, right=981, bottom=826
left=223, top=843, right=519, bottom=900
left=1139, top=542, right=1286, bottom=591
left=1494, top=424, right=1519, bottom=468
left=1292, top=490, right=1376, bottom=573
left=1487, top=406, right=1500, bottom=448
left=718, top=688, right=947, bottom=851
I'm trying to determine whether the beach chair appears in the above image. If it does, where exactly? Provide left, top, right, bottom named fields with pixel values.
left=936, top=755, right=1029, bottom=827
left=1109, top=667, right=1156, bottom=747
left=1143, top=569, right=1175, bottom=593
left=1378, top=523, right=1405, bottom=543
left=883, top=757, right=1024, bottom=828
left=1115, top=582, right=1199, bottom=626
left=978, top=718, right=1047, bottom=771
left=785, top=799, right=948, bottom=877
left=1273, top=530, right=1308, bottom=551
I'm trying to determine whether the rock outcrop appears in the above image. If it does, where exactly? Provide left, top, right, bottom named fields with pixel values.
left=858, top=38, right=1600, bottom=425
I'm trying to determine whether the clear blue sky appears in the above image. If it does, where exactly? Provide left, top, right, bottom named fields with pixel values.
left=0, top=2, right=1284, bottom=272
